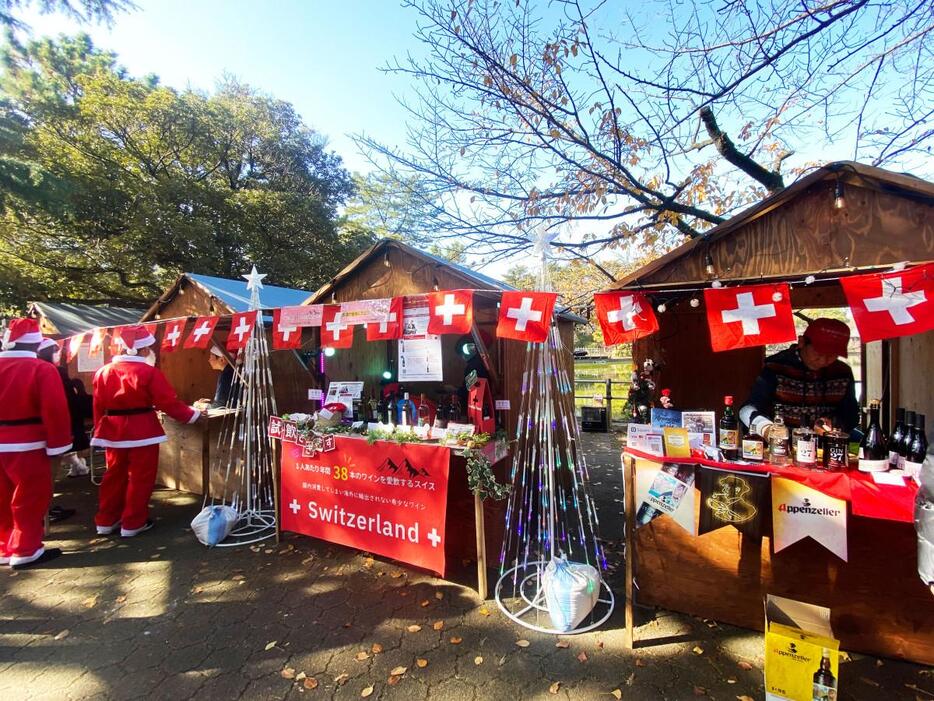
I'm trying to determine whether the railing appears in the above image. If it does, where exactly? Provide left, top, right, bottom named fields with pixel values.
left=574, top=379, right=630, bottom=425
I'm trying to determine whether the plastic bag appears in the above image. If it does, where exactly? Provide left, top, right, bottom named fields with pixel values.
left=542, top=556, right=601, bottom=632
left=191, top=504, right=239, bottom=547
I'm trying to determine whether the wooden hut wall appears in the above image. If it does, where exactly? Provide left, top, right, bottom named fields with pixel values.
left=896, top=331, right=934, bottom=446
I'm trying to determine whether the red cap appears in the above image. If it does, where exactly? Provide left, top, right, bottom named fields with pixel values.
left=804, top=318, right=849, bottom=358
left=3, top=318, right=43, bottom=348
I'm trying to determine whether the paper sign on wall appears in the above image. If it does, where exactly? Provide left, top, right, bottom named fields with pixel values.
left=495, top=399, right=511, bottom=410
left=308, top=388, right=324, bottom=401
left=772, top=477, right=848, bottom=562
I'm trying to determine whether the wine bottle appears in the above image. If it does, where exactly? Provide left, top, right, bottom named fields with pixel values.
left=905, top=413, right=928, bottom=479
left=898, top=410, right=916, bottom=469
left=887, top=407, right=906, bottom=469
left=858, top=399, right=888, bottom=472
left=417, top=393, right=431, bottom=427
left=719, top=395, right=739, bottom=461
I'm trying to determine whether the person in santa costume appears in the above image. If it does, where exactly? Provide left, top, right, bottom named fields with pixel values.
left=38, top=338, right=91, bottom=478
left=0, top=318, right=73, bottom=569
left=92, top=325, right=204, bottom=537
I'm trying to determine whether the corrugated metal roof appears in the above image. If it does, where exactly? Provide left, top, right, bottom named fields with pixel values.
left=187, top=273, right=312, bottom=313
left=29, top=302, right=144, bottom=337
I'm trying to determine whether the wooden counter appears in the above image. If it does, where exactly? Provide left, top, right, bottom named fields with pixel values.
left=158, top=409, right=236, bottom=497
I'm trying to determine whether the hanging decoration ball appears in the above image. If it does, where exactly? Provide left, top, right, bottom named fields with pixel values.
left=804, top=275, right=816, bottom=285
left=689, top=298, right=700, bottom=308
left=772, top=291, right=783, bottom=302
left=711, top=279, right=723, bottom=288
left=656, top=303, right=667, bottom=314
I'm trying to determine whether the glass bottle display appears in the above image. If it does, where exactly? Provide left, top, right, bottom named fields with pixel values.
left=719, top=395, right=739, bottom=460
left=858, top=399, right=888, bottom=472
left=793, top=417, right=818, bottom=468
left=768, top=414, right=790, bottom=465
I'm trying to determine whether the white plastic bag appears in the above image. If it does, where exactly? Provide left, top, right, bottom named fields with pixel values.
left=542, top=556, right=601, bottom=632
left=191, top=504, right=239, bottom=547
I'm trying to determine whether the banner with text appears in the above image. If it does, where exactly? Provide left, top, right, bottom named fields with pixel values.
left=280, top=436, right=450, bottom=575
left=772, top=477, right=848, bottom=562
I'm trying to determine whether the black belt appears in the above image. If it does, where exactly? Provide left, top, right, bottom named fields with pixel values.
left=105, top=407, right=154, bottom=416
left=0, top=416, right=41, bottom=426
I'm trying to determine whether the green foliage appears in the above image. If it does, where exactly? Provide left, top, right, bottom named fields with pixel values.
left=463, top=446, right=510, bottom=501
left=0, top=34, right=370, bottom=310
left=0, top=0, right=133, bottom=30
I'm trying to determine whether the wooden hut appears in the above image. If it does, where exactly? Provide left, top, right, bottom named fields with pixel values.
left=302, top=238, right=584, bottom=436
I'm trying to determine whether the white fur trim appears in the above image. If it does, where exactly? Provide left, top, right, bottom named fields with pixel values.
left=112, top=355, right=148, bottom=364
left=0, top=441, right=47, bottom=452
left=10, top=331, right=43, bottom=344
left=187, top=409, right=200, bottom=424
left=134, top=334, right=156, bottom=349
left=91, top=435, right=167, bottom=448
left=0, top=351, right=38, bottom=359
left=46, top=443, right=73, bottom=456
left=10, top=546, right=44, bottom=565
left=126, top=347, right=138, bottom=355
left=38, top=338, right=58, bottom=351
left=0, top=555, right=9, bottom=565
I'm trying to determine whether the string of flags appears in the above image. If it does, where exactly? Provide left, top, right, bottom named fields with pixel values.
left=46, top=262, right=933, bottom=360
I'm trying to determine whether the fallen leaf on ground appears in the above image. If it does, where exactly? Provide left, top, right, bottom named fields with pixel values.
left=361, top=685, right=374, bottom=698
left=371, top=643, right=383, bottom=654
left=281, top=667, right=296, bottom=679
left=432, top=620, right=444, bottom=631
left=737, top=660, right=753, bottom=671
left=474, top=656, right=483, bottom=665
left=577, top=651, right=588, bottom=663
left=232, top=574, right=245, bottom=581
left=736, top=696, right=754, bottom=701
left=515, top=639, right=530, bottom=648
left=625, top=672, right=635, bottom=686
left=54, top=630, right=69, bottom=640
left=390, top=666, right=407, bottom=676
left=115, top=595, right=127, bottom=603
left=82, top=596, right=98, bottom=609
left=635, top=658, right=646, bottom=667
left=726, top=677, right=737, bottom=684
left=450, top=636, right=463, bottom=644
left=407, top=624, right=422, bottom=633
left=363, top=557, right=374, bottom=569
left=860, top=677, right=880, bottom=688
left=692, top=646, right=704, bottom=655
left=296, top=672, right=306, bottom=681
left=387, top=675, right=401, bottom=686
left=416, top=658, right=428, bottom=668
left=611, top=690, right=622, bottom=700
left=301, top=556, right=314, bottom=565
left=420, top=599, right=431, bottom=608
left=390, top=571, right=403, bottom=578
left=479, top=607, right=491, bottom=616
left=549, top=681, right=561, bottom=694
left=265, top=641, right=277, bottom=651
left=555, top=640, right=570, bottom=649
left=693, top=686, right=707, bottom=696
left=355, top=651, right=370, bottom=661
left=303, top=678, right=318, bottom=689
left=435, top=591, right=444, bottom=600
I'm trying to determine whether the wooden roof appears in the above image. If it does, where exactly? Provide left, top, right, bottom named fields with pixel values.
left=610, top=161, right=934, bottom=292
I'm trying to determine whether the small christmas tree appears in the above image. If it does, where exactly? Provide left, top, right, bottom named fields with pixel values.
left=625, top=358, right=658, bottom=423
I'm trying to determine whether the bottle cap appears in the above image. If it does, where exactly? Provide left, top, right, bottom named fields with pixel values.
left=724, top=395, right=733, bottom=405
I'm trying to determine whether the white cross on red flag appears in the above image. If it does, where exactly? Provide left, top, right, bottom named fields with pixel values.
left=593, top=291, right=659, bottom=345
left=88, top=327, right=105, bottom=356
left=496, top=291, right=557, bottom=343
left=427, top=289, right=474, bottom=335
left=704, top=282, right=796, bottom=352
left=321, top=304, right=353, bottom=348
left=840, top=263, right=934, bottom=343
left=226, top=311, right=257, bottom=351
left=184, top=316, right=219, bottom=349
left=161, top=319, right=186, bottom=353
left=272, top=308, right=302, bottom=349
left=366, top=296, right=403, bottom=341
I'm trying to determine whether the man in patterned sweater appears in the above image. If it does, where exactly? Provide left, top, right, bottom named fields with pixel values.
left=740, top=318, right=860, bottom=440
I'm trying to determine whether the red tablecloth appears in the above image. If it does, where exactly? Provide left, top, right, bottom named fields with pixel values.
left=623, top=448, right=918, bottom=524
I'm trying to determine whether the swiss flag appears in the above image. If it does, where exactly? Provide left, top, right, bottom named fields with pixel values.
left=272, top=308, right=303, bottom=350
left=840, top=263, right=934, bottom=343
left=427, top=289, right=473, bottom=335
left=704, top=282, right=796, bottom=352
left=593, top=291, right=659, bottom=345
left=496, top=291, right=557, bottom=343
left=321, top=305, right=353, bottom=348
left=108, top=327, right=125, bottom=355
left=161, top=319, right=186, bottom=353
left=366, top=297, right=403, bottom=341
left=184, top=316, right=219, bottom=349
left=66, top=333, right=85, bottom=362
left=227, top=311, right=257, bottom=351
left=88, top=327, right=105, bottom=356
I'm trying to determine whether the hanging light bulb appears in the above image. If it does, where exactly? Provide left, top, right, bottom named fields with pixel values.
left=656, top=303, right=667, bottom=314
left=432, top=276, right=440, bottom=291
left=704, top=252, right=715, bottom=277
left=804, top=275, right=816, bottom=285
left=689, top=297, right=700, bottom=308
left=711, top=279, right=723, bottom=289
left=772, top=291, right=783, bottom=302
left=833, top=180, right=846, bottom=210
left=383, top=253, right=391, bottom=267
left=323, top=346, right=336, bottom=357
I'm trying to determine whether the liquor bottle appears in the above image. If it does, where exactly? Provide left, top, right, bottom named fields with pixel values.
left=768, top=414, right=790, bottom=465
left=905, top=413, right=928, bottom=479
left=741, top=429, right=765, bottom=462
left=719, top=395, right=739, bottom=460
left=858, top=399, right=888, bottom=472
left=375, top=394, right=390, bottom=424
left=793, top=416, right=818, bottom=468
left=634, top=502, right=662, bottom=527
left=417, top=393, right=431, bottom=427
left=447, top=395, right=462, bottom=424
left=888, top=407, right=906, bottom=469
left=433, top=396, right=449, bottom=430
left=898, top=410, right=916, bottom=469
left=812, top=648, right=837, bottom=701
left=397, top=392, right=416, bottom=426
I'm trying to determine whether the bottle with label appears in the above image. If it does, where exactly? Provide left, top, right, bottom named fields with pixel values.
left=433, top=396, right=449, bottom=430
left=888, top=407, right=906, bottom=469
left=417, top=393, right=431, bottom=427
left=812, top=648, right=837, bottom=701
left=447, top=395, right=462, bottom=424
left=397, top=392, right=417, bottom=426
left=793, top=417, right=818, bottom=468
left=375, top=394, right=390, bottom=424
left=822, top=429, right=850, bottom=471
left=741, top=430, right=765, bottom=462
left=858, top=399, right=888, bottom=472
left=719, top=395, right=739, bottom=460
left=898, top=410, right=916, bottom=469
left=905, top=413, right=928, bottom=479
left=768, top=414, right=790, bottom=465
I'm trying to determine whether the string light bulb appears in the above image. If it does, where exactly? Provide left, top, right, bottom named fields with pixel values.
left=772, top=291, right=783, bottom=302
left=804, top=275, right=816, bottom=285
left=833, top=180, right=846, bottom=210
left=656, top=303, right=667, bottom=314
left=711, top=279, right=723, bottom=289
left=704, top=253, right=715, bottom=277
left=689, top=298, right=700, bottom=308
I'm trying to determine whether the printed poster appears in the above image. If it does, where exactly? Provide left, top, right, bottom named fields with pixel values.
left=76, top=341, right=104, bottom=373
left=772, top=477, right=848, bottom=561
left=398, top=295, right=442, bottom=381
left=633, top=461, right=696, bottom=534
left=280, top=437, right=450, bottom=575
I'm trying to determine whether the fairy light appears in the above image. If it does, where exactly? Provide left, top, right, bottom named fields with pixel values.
left=689, top=298, right=700, bottom=308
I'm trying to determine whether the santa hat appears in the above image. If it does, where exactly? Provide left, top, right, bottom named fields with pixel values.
left=116, top=325, right=156, bottom=356
left=38, top=338, right=59, bottom=352
left=2, top=318, right=44, bottom=349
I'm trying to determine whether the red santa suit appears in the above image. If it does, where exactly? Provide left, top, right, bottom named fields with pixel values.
left=0, top=318, right=72, bottom=566
left=92, top=326, right=198, bottom=536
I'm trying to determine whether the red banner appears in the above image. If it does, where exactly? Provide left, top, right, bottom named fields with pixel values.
left=280, top=436, right=451, bottom=575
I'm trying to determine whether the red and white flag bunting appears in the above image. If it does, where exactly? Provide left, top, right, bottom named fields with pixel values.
left=427, top=289, right=473, bottom=335
left=161, top=319, right=186, bottom=353
left=704, top=282, right=796, bottom=352
left=366, top=296, right=403, bottom=341
left=593, top=291, right=659, bottom=345
left=840, top=263, right=934, bottom=343
left=226, top=311, right=257, bottom=351
left=184, top=316, right=219, bottom=349
left=272, top=308, right=302, bottom=349
left=321, top=305, right=353, bottom=348
left=496, top=291, right=556, bottom=343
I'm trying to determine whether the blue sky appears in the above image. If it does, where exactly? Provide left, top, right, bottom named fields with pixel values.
left=17, top=0, right=419, bottom=174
